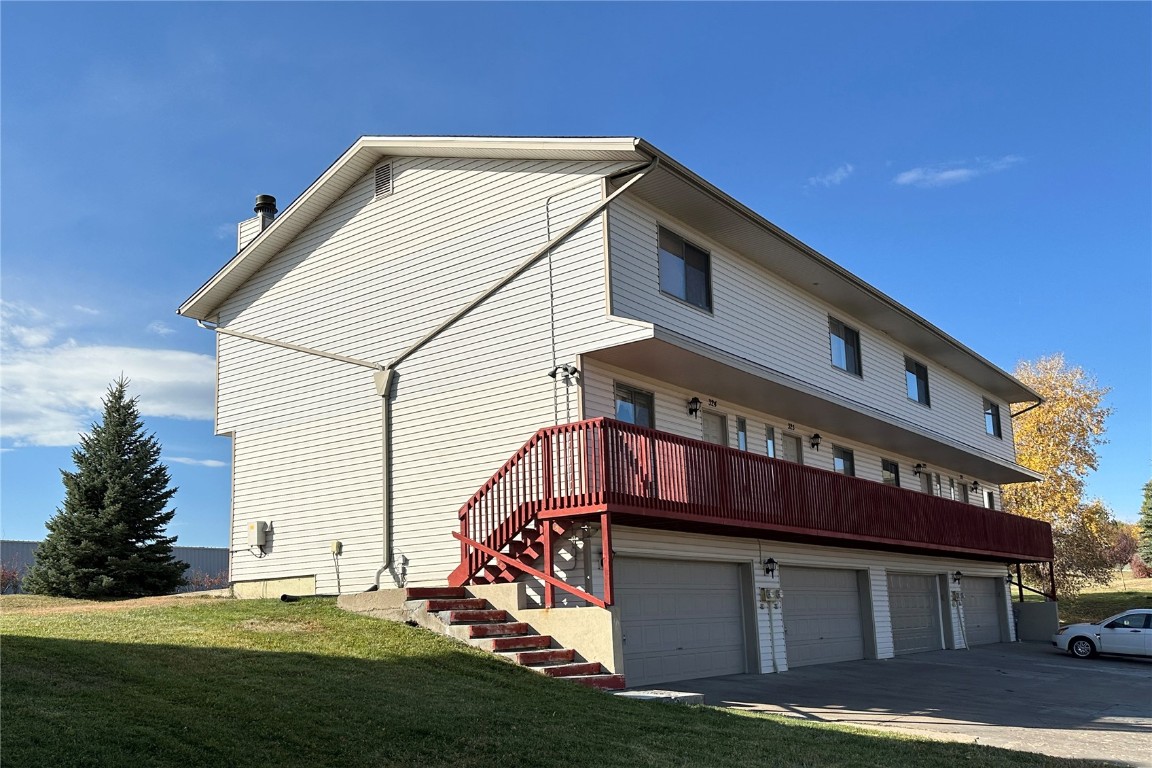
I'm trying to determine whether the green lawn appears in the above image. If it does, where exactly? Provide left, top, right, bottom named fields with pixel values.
left=1, top=595, right=1109, bottom=768
left=1056, top=574, right=1152, bottom=625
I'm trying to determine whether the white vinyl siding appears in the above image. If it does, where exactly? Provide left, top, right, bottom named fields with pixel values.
left=606, top=196, right=1017, bottom=463
left=216, top=156, right=651, bottom=591
left=580, top=360, right=999, bottom=498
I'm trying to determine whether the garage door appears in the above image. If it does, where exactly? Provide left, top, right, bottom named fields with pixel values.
left=781, top=566, right=865, bottom=667
left=887, top=573, right=943, bottom=655
left=615, top=558, right=748, bottom=686
left=963, top=577, right=1005, bottom=645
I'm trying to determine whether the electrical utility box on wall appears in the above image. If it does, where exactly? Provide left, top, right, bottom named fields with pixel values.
left=248, top=521, right=268, bottom=547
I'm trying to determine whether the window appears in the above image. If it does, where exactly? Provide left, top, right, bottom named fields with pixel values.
left=959, top=482, right=970, bottom=504
left=882, top=459, right=900, bottom=487
left=833, top=446, right=855, bottom=477
left=984, top=399, right=1002, bottom=438
left=919, top=469, right=933, bottom=494
left=933, top=473, right=943, bottom=496
left=948, top=477, right=957, bottom=501
left=984, top=489, right=996, bottom=510
left=765, top=426, right=776, bottom=458
left=905, top=357, right=931, bottom=406
left=614, top=383, right=654, bottom=428
left=658, top=227, right=711, bottom=311
left=828, top=317, right=862, bottom=376
left=736, top=417, right=748, bottom=451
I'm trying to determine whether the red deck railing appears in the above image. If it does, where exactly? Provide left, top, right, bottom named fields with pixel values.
left=449, top=418, right=1054, bottom=595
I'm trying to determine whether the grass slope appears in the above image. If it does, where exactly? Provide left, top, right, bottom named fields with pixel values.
left=1, top=596, right=1108, bottom=768
left=1057, top=576, right=1152, bottom=625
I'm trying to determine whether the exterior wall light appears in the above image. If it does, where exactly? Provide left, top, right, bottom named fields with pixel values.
left=809, top=434, right=822, bottom=451
left=913, top=463, right=926, bottom=477
left=970, top=480, right=981, bottom=492
left=952, top=570, right=963, bottom=584
left=687, top=397, right=701, bottom=418
left=1004, top=574, right=1014, bottom=585
left=763, top=557, right=777, bottom=577
left=548, top=363, right=579, bottom=381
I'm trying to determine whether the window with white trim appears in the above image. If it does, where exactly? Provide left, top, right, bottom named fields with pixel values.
left=658, top=226, right=712, bottom=311
left=905, top=357, right=931, bottom=406
left=829, top=317, right=862, bottom=376
left=833, top=446, right=855, bottom=477
left=614, top=383, right=654, bottom=428
left=984, top=399, right=1002, bottom=438
left=882, top=459, right=900, bottom=487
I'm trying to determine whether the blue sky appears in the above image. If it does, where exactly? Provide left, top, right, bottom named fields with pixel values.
left=2, top=2, right=1149, bottom=546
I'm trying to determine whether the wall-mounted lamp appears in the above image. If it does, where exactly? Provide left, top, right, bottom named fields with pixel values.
left=687, top=397, right=701, bottom=418
left=548, top=363, right=580, bottom=381
left=952, top=570, right=964, bottom=584
left=763, top=557, right=777, bottom=577
left=913, top=463, right=926, bottom=477
left=970, top=480, right=981, bottom=492
left=1004, top=574, right=1014, bottom=585
left=809, top=434, right=822, bottom=451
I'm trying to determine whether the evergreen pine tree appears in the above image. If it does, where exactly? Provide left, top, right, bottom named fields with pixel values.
left=1138, top=480, right=1152, bottom=566
left=24, top=377, right=187, bottom=597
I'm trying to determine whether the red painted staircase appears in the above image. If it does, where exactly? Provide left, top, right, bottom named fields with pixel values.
left=405, top=587, right=624, bottom=691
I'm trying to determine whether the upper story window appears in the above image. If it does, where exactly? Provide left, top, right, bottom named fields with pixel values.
left=881, top=459, right=900, bottom=487
left=828, top=317, right=862, bottom=376
left=658, top=226, right=712, bottom=312
left=984, top=489, right=996, bottom=510
left=765, top=426, right=776, bottom=458
left=905, top=357, right=931, bottom=406
left=736, top=417, right=748, bottom=451
left=984, top=399, right=1002, bottom=438
left=833, top=446, right=855, bottom=477
left=614, top=383, right=654, bottom=428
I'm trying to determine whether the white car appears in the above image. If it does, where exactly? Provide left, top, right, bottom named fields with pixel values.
left=1052, top=608, right=1152, bottom=659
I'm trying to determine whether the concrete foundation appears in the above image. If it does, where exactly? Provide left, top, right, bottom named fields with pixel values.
left=1013, top=600, right=1059, bottom=641
left=232, top=575, right=316, bottom=599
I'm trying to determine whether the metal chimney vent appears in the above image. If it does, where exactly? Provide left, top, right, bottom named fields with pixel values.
left=374, top=163, right=393, bottom=199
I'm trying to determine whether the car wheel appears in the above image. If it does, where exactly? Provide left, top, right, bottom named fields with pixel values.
left=1069, top=637, right=1096, bottom=659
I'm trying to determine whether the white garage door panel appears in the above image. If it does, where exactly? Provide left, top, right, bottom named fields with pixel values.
left=616, top=558, right=747, bottom=686
left=781, top=566, right=865, bottom=667
left=888, top=573, right=943, bottom=655
left=963, top=577, right=1004, bottom=645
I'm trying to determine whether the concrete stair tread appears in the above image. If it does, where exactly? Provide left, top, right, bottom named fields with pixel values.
left=442, top=609, right=508, bottom=624
left=422, top=598, right=487, bottom=611
left=566, top=674, right=627, bottom=690
left=465, top=622, right=530, bottom=638
left=503, top=648, right=575, bottom=665
left=536, top=661, right=604, bottom=678
left=405, top=586, right=466, bottom=600
left=474, top=634, right=553, bottom=652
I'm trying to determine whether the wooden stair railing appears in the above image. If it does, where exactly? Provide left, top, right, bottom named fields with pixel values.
left=447, top=421, right=609, bottom=607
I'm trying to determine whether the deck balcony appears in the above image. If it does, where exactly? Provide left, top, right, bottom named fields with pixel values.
left=456, top=418, right=1053, bottom=574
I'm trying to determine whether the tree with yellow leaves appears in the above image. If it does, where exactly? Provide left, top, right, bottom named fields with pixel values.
left=1003, top=354, right=1114, bottom=598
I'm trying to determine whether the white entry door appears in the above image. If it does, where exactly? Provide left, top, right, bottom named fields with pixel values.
left=702, top=411, right=727, bottom=446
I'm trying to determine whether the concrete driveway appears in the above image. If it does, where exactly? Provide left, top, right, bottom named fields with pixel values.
left=652, top=643, right=1151, bottom=766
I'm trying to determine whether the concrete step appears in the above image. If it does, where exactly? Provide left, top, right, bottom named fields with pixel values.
left=567, top=674, right=627, bottom=691
left=473, top=634, right=553, bottom=652
left=508, top=648, right=575, bottom=666
left=442, top=609, right=508, bottom=624
left=405, top=586, right=466, bottom=600
left=536, top=662, right=604, bottom=678
left=466, top=622, right=531, bottom=638
left=423, top=598, right=487, bottom=612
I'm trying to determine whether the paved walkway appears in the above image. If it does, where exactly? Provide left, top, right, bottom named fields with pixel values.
left=651, top=642, right=1151, bottom=766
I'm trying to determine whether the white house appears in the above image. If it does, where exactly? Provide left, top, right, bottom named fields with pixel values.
left=178, top=136, right=1053, bottom=687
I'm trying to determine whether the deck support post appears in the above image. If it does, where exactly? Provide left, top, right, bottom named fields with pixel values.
left=543, top=520, right=555, bottom=608
left=601, top=512, right=614, bottom=606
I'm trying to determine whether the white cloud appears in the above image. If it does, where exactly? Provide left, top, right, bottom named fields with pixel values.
left=73, top=305, right=101, bottom=316
left=148, top=321, right=176, bottom=336
left=806, top=163, right=855, bottom=189
left=1, top=301, right=56, bottom=348
left=1, top=332, right=215, bottom=447
left=893, top=155, right=1023, bottom=188
left=167, top=457, right=227, bottom=468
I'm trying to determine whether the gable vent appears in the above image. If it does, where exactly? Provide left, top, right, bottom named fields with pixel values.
left=374, top=162, right=393, bottom=199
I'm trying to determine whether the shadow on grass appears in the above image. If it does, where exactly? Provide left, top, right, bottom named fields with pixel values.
left=1, top=630, right=1114, bottom=768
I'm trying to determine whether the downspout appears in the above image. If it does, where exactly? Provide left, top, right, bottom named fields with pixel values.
left=196, top=154, right=659, bottom=592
